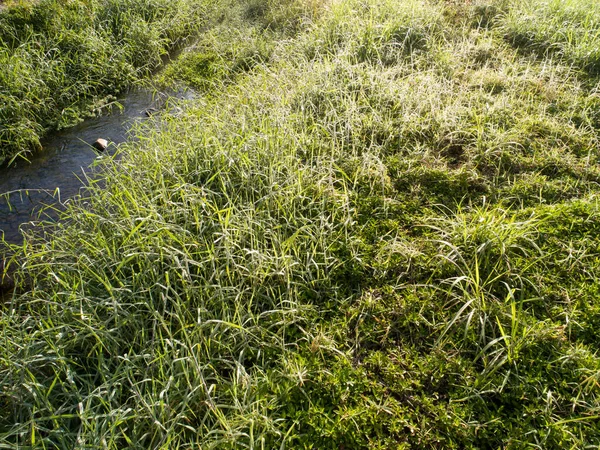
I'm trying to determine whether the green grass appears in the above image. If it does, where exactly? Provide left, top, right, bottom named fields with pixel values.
left=502, top=0, right=600, bottom=74
left=2, top=0, right=600, bottom=447
left=0, top=0, right=207, bottom=165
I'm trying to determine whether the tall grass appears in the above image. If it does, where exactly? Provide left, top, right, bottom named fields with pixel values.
left=501, top=0, right=600, bottom=74
left=2, top=0, right=600, bottom=447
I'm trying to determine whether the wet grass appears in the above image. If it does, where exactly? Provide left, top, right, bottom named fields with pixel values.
left=2, top=0, right=600, bottom=447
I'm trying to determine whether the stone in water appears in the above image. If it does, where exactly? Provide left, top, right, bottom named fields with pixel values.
left=93, top=138, right=108, bottom=152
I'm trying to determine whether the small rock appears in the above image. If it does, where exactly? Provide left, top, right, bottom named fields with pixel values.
left=92, top=138, right=108, bottom=152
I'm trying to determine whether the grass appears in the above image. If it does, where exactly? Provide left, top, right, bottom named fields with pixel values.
left=502, top=0, right=600, bottom=74
left=2, top=0, right=600, bottom=447
left=0, top=0, right=207, bottom=166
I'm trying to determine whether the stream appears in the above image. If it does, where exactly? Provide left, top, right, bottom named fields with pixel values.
left=0, top=87, right=194, bottom=248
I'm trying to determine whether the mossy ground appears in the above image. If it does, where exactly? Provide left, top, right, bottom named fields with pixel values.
left=2, top=0, right=600, bottom=447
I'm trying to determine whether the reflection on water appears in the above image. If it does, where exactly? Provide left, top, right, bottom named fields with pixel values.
left=0, top=88, right=194, bottom=248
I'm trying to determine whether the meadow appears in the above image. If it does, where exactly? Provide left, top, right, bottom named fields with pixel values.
left=1, top=0, right=600, bottom=447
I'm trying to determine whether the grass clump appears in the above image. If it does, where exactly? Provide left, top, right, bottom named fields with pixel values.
left=501, top=0, right=600, bottom=74
left=2, top=0, right=600, bottom=447
left=0, top=0, right=206, bottom=165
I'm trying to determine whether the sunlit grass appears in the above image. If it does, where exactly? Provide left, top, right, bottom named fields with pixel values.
left=2, top=0, right=600, bottom=447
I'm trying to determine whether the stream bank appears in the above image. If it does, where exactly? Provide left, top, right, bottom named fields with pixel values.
left=0, top=87, right=195, bottom=246
left=0, top=0, right=207, bottom=165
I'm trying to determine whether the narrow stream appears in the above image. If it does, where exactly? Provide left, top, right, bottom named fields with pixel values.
left=0, top=87, right=194, bottom=247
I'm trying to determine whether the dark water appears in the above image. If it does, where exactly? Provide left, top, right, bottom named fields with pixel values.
left=0, top=88, right=194, bottom=248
